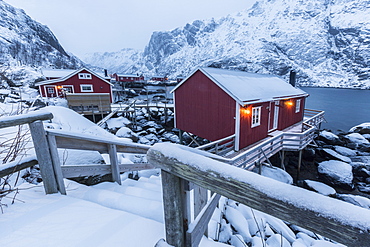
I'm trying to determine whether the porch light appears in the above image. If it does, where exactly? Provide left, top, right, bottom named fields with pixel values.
left=285, top=100, right=294, bottom=106
left=241, top=107, right=251, bottom=115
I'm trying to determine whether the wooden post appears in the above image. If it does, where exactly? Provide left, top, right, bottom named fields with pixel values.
left=296, top=150, right=303, bottom=182
left=108, top=144, right=121, bottom=185
left=29, top=121, right=58, bottom=194
left=193, top=184, right=208, bottom=237
left=280, top=150, right=285, bottom=170
left=46, top=134, right=66, bottom=195
left=161, top=170, right=186, bottom=247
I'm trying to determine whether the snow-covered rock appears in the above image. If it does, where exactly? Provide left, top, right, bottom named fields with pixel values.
left=345, top=133, right=369, bottom=145
left=303, top=180, right=336, bottom=196
left=333, top=145, right=357, bottom=157
left=116, top=126, right=139, bottom=142
left=349, top=122, right=370, bottom=134
left=318, top=160, right=353, bottom=190
left=318, top=131, right=341, bottom=145
left=255, top=165, right=293, bottom=184
left=338, top=193, right=370, bottom=209
left=321, top=148, right=352, bottom=163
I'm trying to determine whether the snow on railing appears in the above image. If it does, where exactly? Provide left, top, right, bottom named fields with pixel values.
left=147, top=142, right=370, bottom=247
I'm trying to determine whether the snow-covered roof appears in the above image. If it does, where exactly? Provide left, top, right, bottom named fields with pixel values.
left=116, top=74, right=142, bottom=77
left=42, top=69, right=76, bottom=78
left=172, top=67, right=308, bottom=105
left=36, top=68, right=113, bottom=86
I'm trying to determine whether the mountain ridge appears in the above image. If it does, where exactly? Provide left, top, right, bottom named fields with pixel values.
left=84, top=0, right=370, bottom=88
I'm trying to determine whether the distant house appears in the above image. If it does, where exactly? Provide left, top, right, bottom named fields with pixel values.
left=151, top=76, right=168, bottom=82
left=36, top=68, right=113, bottom=116
left=113, top=73, right=144, bottom=83
left=171, top=67, right=308, bottom=151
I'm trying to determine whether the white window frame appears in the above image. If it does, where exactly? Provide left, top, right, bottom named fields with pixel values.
left=295, top=99, right=301, bottom=113
left=78, top=73, right=92, bottom=80
left=47, top=87, right=55, bottom=94
left=251, top=106, right=262, bottom=128
left=80, top=84, right=93, bottom=92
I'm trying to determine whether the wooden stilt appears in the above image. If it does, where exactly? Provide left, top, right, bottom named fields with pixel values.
left=280, top=150, right=285, bottom=170
left=296, top=150, right=303, bottom=182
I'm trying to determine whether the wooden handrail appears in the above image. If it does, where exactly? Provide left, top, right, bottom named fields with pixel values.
left=147, top=143, right=370, bottom=247
left=0, top=111, right=53, bottom=129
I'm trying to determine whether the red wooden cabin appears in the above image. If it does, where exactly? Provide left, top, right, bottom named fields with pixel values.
left=113, top=73, right=144, bottom=82
left=151, top=76, right=168, bottom=82
left=172, top=67, right=308, bottom=151
left=36, top=68, right=113, bottom=102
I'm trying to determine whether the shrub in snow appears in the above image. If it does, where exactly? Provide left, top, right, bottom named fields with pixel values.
left=349, top=122, right=370, bottom=134
left=318, top=160, right=353, bottom=190
left=303, top=180, right=336, bottom=196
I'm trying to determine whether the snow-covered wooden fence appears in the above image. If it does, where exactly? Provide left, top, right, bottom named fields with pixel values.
left=147, top=143, right=370, bottom=247
left=0, top=111, right=57, bottom=194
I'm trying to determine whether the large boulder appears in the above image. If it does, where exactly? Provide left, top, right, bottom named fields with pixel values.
left=303, top=180, right=336, bottom=196
left=318, top=131, right=342, bottom=145
left=336, top=194, right=370, bottom=209
left=116, top=126, right=139, bottom=142
left=318, top=160, right=354, bottom=190
left=349, top=123, right=370, bottom=134
left=321, top=148, right=351, bottom=163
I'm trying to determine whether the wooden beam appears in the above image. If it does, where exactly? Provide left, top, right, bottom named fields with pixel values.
left=0, top=111, right=53, bottom=129
left=187, top=194, right=221, bottom=247
left=147, top=144, right=370, bottom=247
left=29, top=121, right=58, bottom=194
left=108, top=144, right=121, bottom=185
left=161, top=170, right=186, bottom=247
left=47, top=134, right=66, bottom=195
left=0, top=159, right=37, bottom=178
left=61, top=163, right=154, bottom=178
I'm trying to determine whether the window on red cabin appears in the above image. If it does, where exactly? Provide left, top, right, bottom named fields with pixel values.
left=80, top=84, right=93, bottom=92
left=295, top=99, right=301, bottom=113
left=47, top=87, right=55, bottom=94
left=78, top=73, right=92, bottom=79
left=251, top=106, right=262, bottom=128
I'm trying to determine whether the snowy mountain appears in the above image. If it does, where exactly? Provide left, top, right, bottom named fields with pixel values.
left=0, top=0, right=84, bottom=85
left=84, top=0, right=370, bottom=88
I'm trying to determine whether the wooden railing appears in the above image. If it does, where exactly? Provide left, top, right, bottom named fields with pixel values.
left=147, top=143, right=370, bottom=247
left=0, top=111, right=55, bottom=193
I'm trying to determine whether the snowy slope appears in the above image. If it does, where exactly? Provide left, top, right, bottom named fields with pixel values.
left=85, top=0, right=370, bottom=88
left=0, top=0, right=84, bottom=86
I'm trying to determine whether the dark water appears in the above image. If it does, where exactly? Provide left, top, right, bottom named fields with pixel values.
left=302, top=87, right=370, bottom=133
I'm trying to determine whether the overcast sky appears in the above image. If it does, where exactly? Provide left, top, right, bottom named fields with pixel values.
left=5, top=0, right=256, bottom=58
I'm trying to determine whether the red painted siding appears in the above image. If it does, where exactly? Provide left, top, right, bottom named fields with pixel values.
left=174, top=70, right=236, bottom=141
left=278, top=97, right=305, bottom=130
left=40, top=69, right=112, bottom=102
left=239, top=102, right=270, bottom=149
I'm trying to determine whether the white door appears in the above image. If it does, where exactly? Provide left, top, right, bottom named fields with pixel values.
left=273, top=101, right=279, bottom=130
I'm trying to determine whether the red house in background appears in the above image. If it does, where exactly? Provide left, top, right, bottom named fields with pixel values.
left=172, top=67, right=308, bottom=151
left=113, top=73, right=144, bottom=82
left=37, top=68, right=113, bottom=101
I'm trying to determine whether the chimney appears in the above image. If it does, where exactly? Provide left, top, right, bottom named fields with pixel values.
left=104, top=69, right=108, bottom=77
left=289, top=70, right=296, bottom=87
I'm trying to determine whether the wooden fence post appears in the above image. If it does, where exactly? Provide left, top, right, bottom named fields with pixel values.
left=29, top=120, right=58, bottom=194
left=193, top=184, right=208, bottom=237
left=46, top=134, right=66, bottom=195
left=108, top=144, right=121, bottom=185
left=161, top=170, right=186, bottom=247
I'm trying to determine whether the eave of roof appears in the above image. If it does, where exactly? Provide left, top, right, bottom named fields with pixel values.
left=35, top=68, right=113, bottom=86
